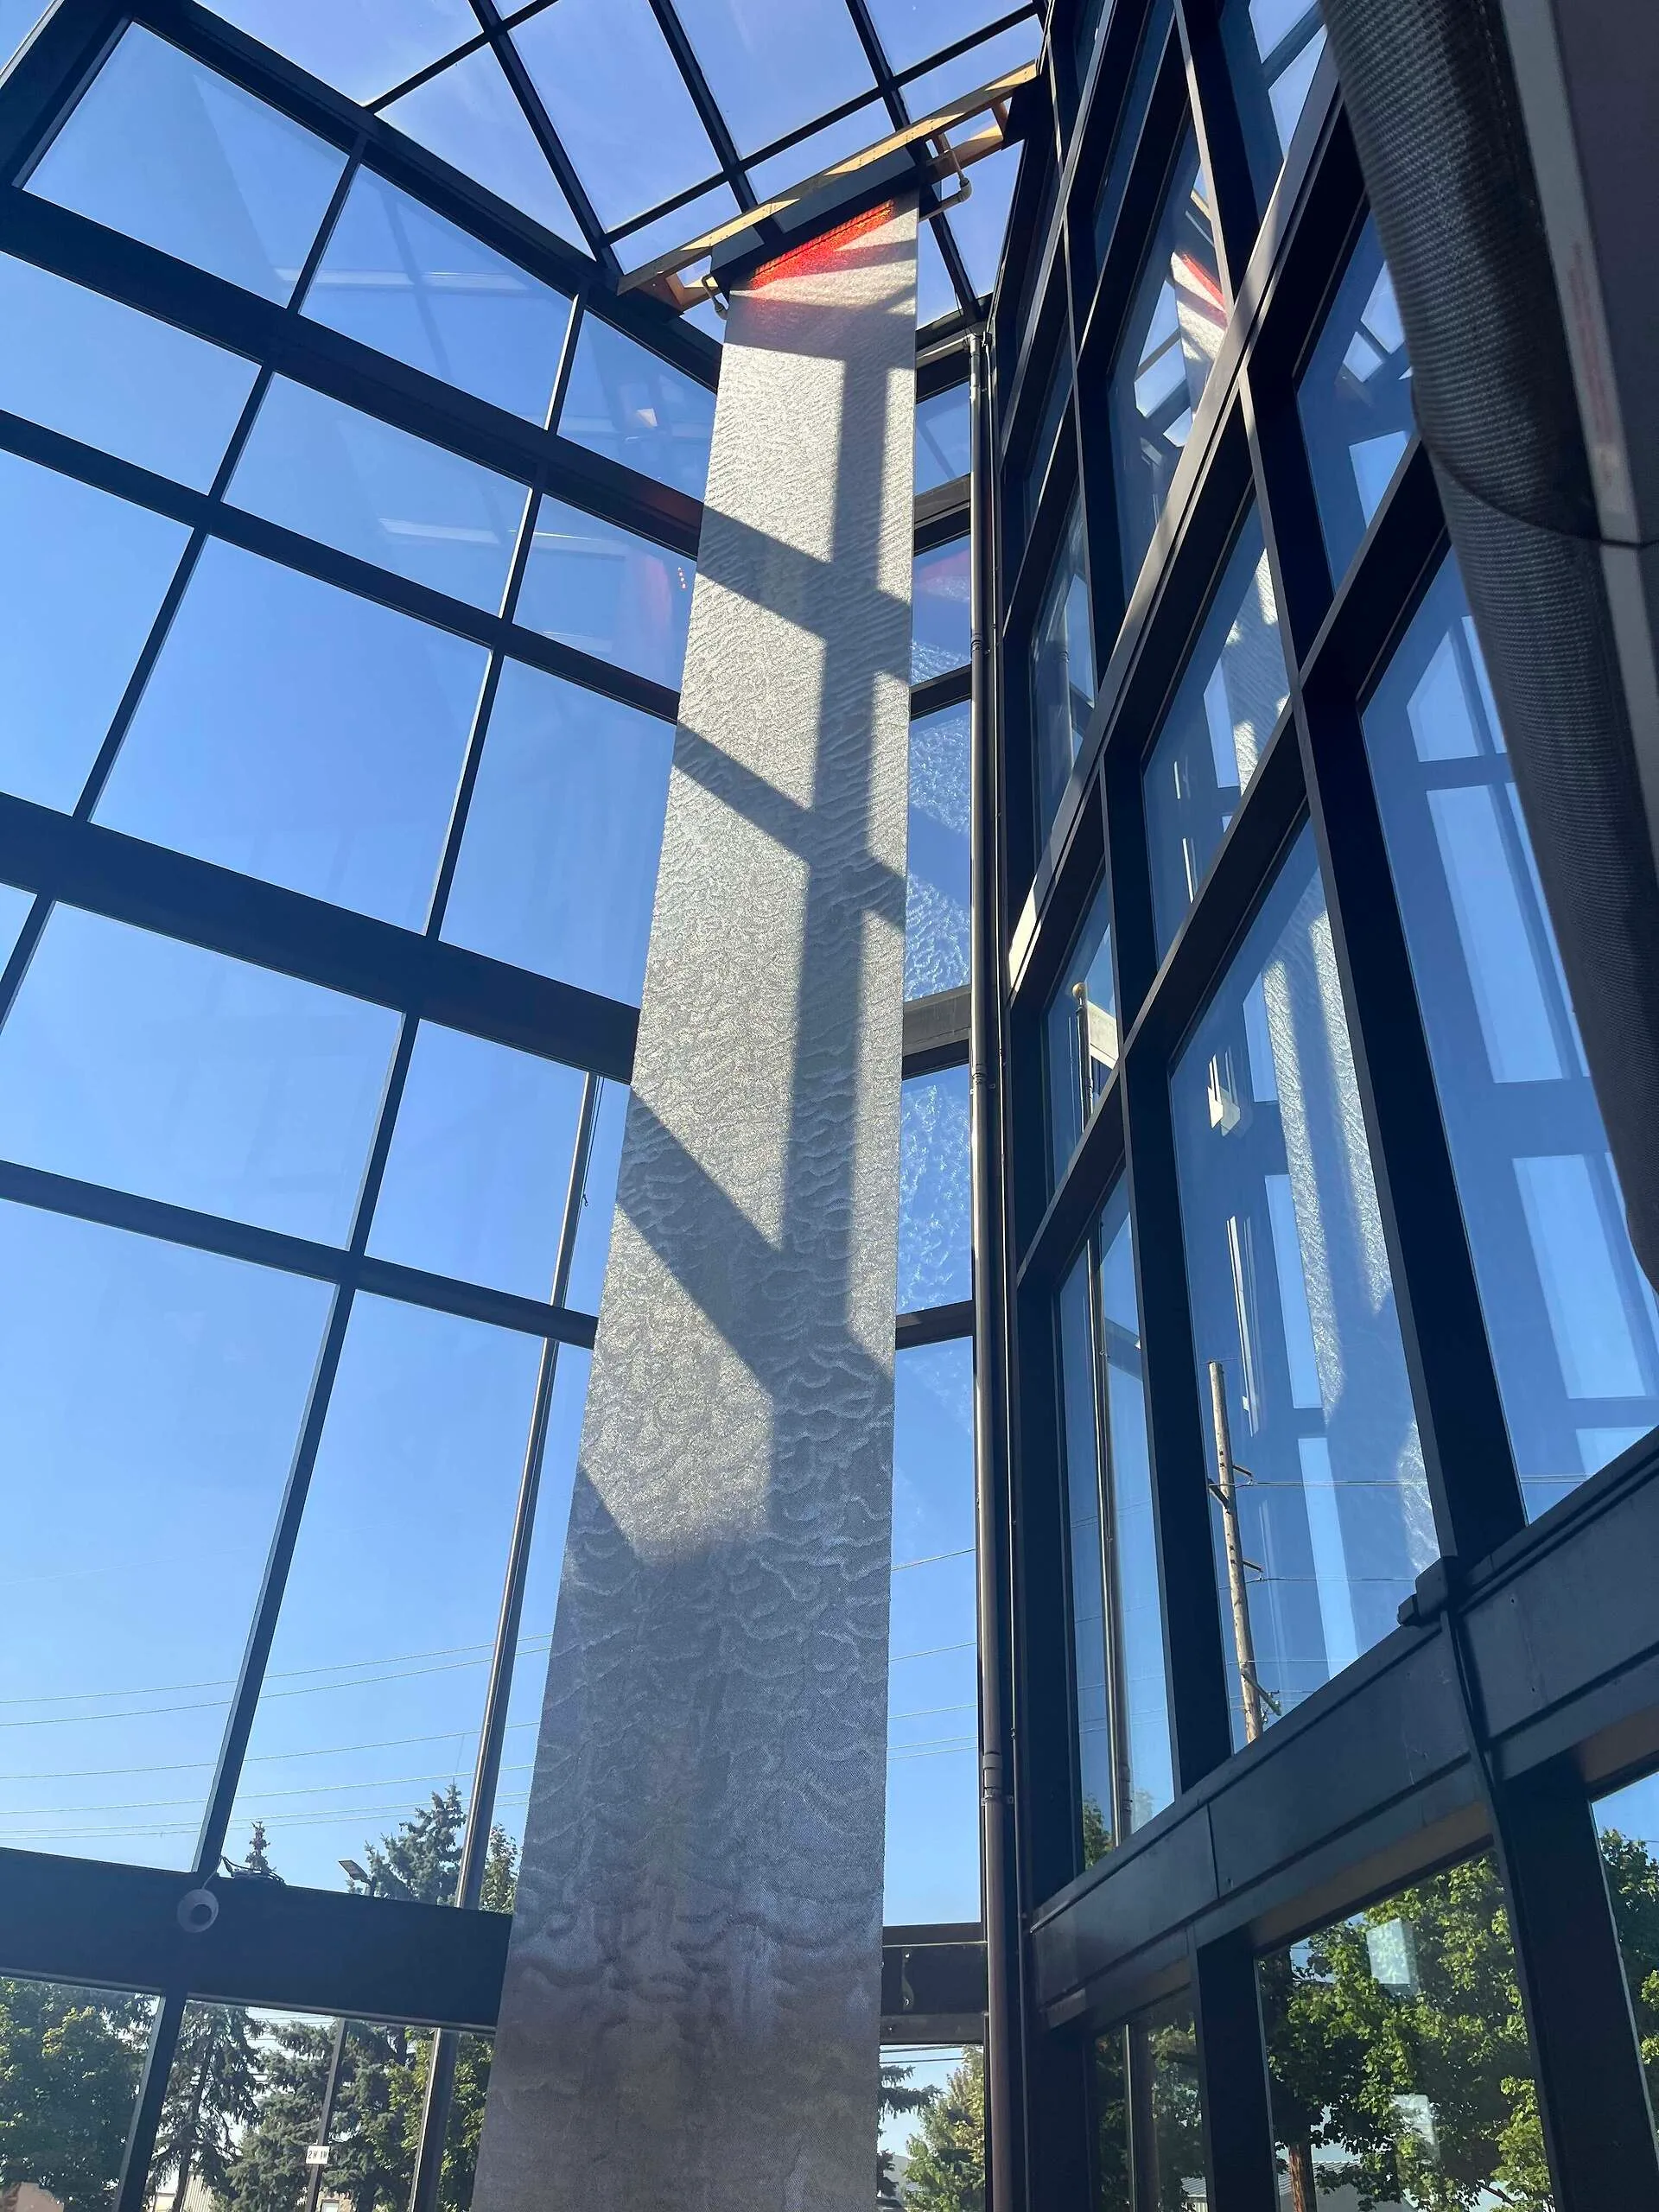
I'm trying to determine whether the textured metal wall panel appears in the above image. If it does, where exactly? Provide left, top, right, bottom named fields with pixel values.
left=473, top=202, right=918, bottom=2212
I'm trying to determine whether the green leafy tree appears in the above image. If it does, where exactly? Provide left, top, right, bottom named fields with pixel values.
left=1255, top=1848, right=1659, bottom=2212
left=1081, top=1797, right=1113, bottom=1871
left=0, top=1980, right=151, bottom=2212
left=900, top=2048, right=984, bottom=2212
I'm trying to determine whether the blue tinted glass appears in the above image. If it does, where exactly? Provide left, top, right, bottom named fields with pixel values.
left=96, top=541, right=486, bottom=930
left=515, top=0, right=719, bottom=231
left=1363, top=560, right=1659, bottom=1518
left=1092, top=0, right=1173, bottom=276
left=868, top=0, right=1020, bottom=75
left=1046, top=875, right=1116, bottom=1183
left=1172, top=827, right=1432, bottom=1742
left=27, top=26, right=346, bottom=304
left=1058, top=1186, right=1172, bottom=1859
left=0, top=257, right=258, bottom=490
left=558, top=316, right=716, bottom=501
left=1219, top=0, right=1327, bottom=206
left=0, top=1203, right=329, bottom=1866
left=915, top=382, right=970, bottom=493
left=564, top=1079, right=628, bottom=1315
left=746, top=103, right=885, bottom=199
left=302, top=169, right=571, bottom=423
left=368, top=1022, right=587, bottom=1299
left=1032, top=503, right=1096, bottom=839
left=917, top=224, right=960, bottom=328
left=226, top=1294, right=543, bottom=1894
left=205, top=0, right=475, bottom=105
left=381, top=45, right=581, bottom=244
left=1109, top=135, right=1224, bottom=594
left=671, top=0, right=874, bottom=155
left=229, top=376, right=527, bottom=611
left=612, top=182, right=742, bottom=278
left=480, top=1343, right=590, bottom=1857
left=442, top=661, right=674, bottom=1005
left=1298, top=217, right=1411, bottom=581
left=944, top=142, right=1020, bottom=300
left=515, top=495, right=695, bottom=690
left=0, top=907, right=399, bottom=1243
left=0, top=450, right=188, bottom=811
left=906, top=702, right=970, bottom=1000
left=886, top=1337, right=979, bottom=1923
left=0, top=886, right=33, bottom=974
left=1144, top=512, right=1288, bottom=953
left=898, top=1064, right=971, bottom=1311
left=1, top=2, right=44, bottom=69
left=906, top=20, right=1041, bottom=110
left=912, top=537, right=971, bottom=683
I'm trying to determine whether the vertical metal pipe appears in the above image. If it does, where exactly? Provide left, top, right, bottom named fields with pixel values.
left=406, top=1074, right=603, bottom=2212
left=969, top=330, right=1018, bottom=2209
left=1206, top=1360, right=1261, bottom=1743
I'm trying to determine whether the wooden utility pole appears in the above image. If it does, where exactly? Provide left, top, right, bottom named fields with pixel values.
left=1207, top=1359, right=1264, bottom=1742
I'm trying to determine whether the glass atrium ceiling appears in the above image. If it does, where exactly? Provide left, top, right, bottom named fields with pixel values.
left=193, top=0, right=1039, bottom=321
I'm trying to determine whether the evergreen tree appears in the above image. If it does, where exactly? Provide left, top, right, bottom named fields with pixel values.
left=878, top=2059, right=936, bottom=2207
left=0, top=1980, right=150, bottom=2212
left=900, top=2048, right=984, bottom=2212
left=217, top=2017, right=332, bottom=2212
left=149, top=2006, right=263, bottom=2212
left=359, top=1789, right=465, bottom=1908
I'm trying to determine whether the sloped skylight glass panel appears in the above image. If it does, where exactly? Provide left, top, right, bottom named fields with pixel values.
left=515, top=494, right=696, bottom=691
left=747, top=102, right=886, bottom=199
left=205, top=0, right=476, bottom=105
left=514, top=0, right=720, bottom=232
left=0, top=451, right=189, bottom=812
left=945, top=140, right=1021, bottom=297
left=1, top=2, right=45, bottom=72
left=866, top=0, right=1031, bottom=75
left=902, top=17, right=1042, bottom=111
left=229, top=376, right=527, bottom=611
left=442, top=661, right=674, bottom=1007
left=302, top=168, right=572, bottom=423
left=381, top=44, right=582, bottom=245
left=0, top=256, right=258, bottom=491
left=26, top=27, right=346, bottom=305
left=670, top=0, right=874, bottom=156
left=613, top=182, right=741, bottom=277
left=559, top=316, right=716, bottom=500
left=918, top=222, right=961, bottom=327
left=95, top=541, right=487, bottom=930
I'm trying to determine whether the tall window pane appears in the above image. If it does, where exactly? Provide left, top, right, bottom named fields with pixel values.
left=898, top=1065, right=972, bottom=1313
left=302, top=169, right=572, bottom=423
left=228, top=377, right=527, bottom=613
left=906, top=701, right=971, bottom=1001
left=1219, top=0, right=1327, bottom=207
left=1032, top=502, right=1096, bottom=842
left=1058, top=1186, right=1173, bottom=1865
left=1109, top=133, right=1224, bottom=595
left=1046, top=874, right=1117, bottom=1184
left=916, top=382, right=971, bottom=493
left=1091, top=0, right=1173, bottom=277
left=0, top=1978, right=157, bottom=2196
left=0, top=255, right=259, bottom=491
left=96, top=541, right=488, bottom=929
left=514, top=494, right=696, bottom=690
left=1298, top=217, right=1411, bottom=581
left=0, top=450, right=189, bottom=812
left=557, top=315, right=716, bottom=501
left=1093, top=1995, right=1205, bottom=2212
left=1592, top=1767, right=1659, bottom=2145
left=1363, top=559, right=1659, bottom=1516
left=0, top=908, right=400, bottom=1244
left=0, top=1205, right=329, bottom=1866
left=26, top=26, right=346, bottom=304
left=1260, top=1858, right=1551, bottom=2212
left=886, top=1338, right=979, bottom=1924
left=1171, top=828, right=1433, bottom=1742
left=367, top=1023, right=587, bottom=1300
left=912, top=537, right=972, bottom=685
left=226, top=1295, right=543, bottom=1893
left=442, top=661, right=675, bottom=1007
left=1144, top=512, right=1288, bottom=955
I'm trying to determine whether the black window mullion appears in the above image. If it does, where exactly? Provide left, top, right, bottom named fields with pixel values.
left=639, top=0, right=758, bottom=213
left=466, top=0, right=619, bottom=276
